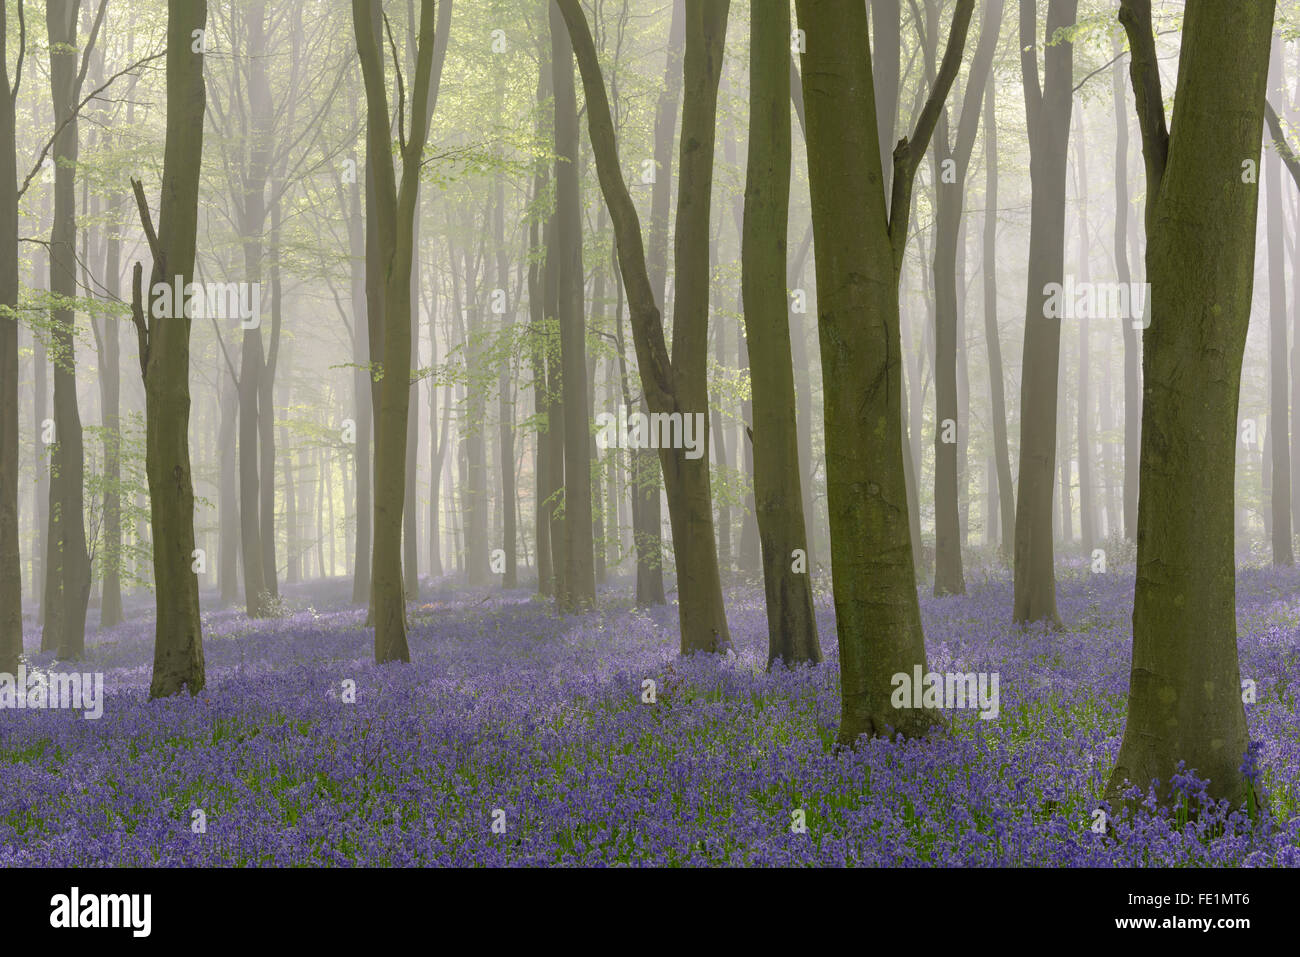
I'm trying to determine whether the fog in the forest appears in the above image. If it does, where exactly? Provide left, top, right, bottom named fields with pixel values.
left=1, top=0, right=1299, bottom=880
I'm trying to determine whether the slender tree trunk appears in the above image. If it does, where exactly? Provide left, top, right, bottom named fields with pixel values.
left=349, top=142, right=372, bottom=605
left=353, top=0, right=440, bottom=662
left=982, top=80, right=1014, bottom=555
left=132, top=0, right=208, bottom=696
left=634, top=0, right=685, bottom=609
left=100, top=179, right=124, bottom=627
left=527, top=97, right=553, bottom=594
left=1112, top=36, right=1140, bottom=542
left=743, top=0, right=820, bottom=667
left=1012, top=0, right=1076, bottom=626
left=219, top=367, right=239, bottom=603
left=558, top=0, right=732, bottom=653
left=43, top=0, right=92, bottom=660
left=930, top=0, right=1002, bottom=595
left=551, top=3, right=596, bottom=611
left=496, top=91, right=517, bottom=589
left=1074, top=108, right=1097, bottom=556
left=1266, top=38, right=1293, bottom=566
left=0, top=2, right=21, bottom=670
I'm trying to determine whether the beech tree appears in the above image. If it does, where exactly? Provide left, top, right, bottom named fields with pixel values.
left=794, top=0, right=973, bottom=742
left=557, top=0, right=734, bottom=654
left=742, top=0, right=820, bottom=667
left=1109, top=0, right=1275, bottom=806
left=127, top=0, right=209, bottom=697
left=352, top=0, right=440, bottom=663
left=1011, top=0, right=1077, bottom=627
left=0, top=0, right=20, bottom=674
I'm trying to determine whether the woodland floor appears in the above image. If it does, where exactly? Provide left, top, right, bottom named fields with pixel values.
left=3, top=554, right=1300, bottom=866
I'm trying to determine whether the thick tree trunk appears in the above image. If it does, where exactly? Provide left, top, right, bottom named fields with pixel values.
left=1109, top=0, right=1274, bottom=808
left=1012, top=0, right=1076, bottom=626
left=743, top=0, right=820, bottom=668
left=794, top=0, right=973, bottom=742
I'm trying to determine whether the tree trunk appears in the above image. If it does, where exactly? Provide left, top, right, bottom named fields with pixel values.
left=353, top=0, right=440, bottom=662
left=1074, top=107, right=1097, bottom=556
left=43, top=0, right=92, bottom=660
left=743, top=0, right=820, bottom=667
left=551, top=3, right=596, bottom=611
left=794, top=0, right=973, bottom=741
left=1112, top=36, right=1140, bottom=542
left=1109, top=0, right=1274, bottom=808
left=930, top=0, right=1002, bottom=595
left=496, top=88, right=517, bottom=589
left=133, top=0, right=208, bottom=697
left=634, top=0, right=684, bottom=609
left=100, top=179, right=125, bottom=627
left=982, top=80, right=1014, bottom=555
left=1012, top=0, right=1076, bottom=626
left=349, top=142, right=373, bottom=604
left=1266, top=38, right=1293, bottom=566
left=558, top=0, right=732, bottom=653
left=0, top=1, right=21, bottom=671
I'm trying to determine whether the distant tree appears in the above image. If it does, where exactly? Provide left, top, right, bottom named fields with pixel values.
left=1012, top=0, right=1077, bottom=627
left=0, top=0, right=22, bottom=674
left=557, top=0, right=734, bottom=654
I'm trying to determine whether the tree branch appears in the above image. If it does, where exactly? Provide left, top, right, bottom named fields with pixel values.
left=129, top=176, right=161, bottom=263
left=889, top=0, right=975, bottom=273
left=1118, top=0, right=1169, bottom=204
left=1265, top=99, right=1300, bottom=192
left=129, top=261, right=148, bottom=375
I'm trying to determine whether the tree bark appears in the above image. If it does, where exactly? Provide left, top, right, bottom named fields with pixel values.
left=42, top=0, right=93, bottom=660
left=1012, top=0, right=1076, bottom=626
left=982, top=79, right=1014, bottom=555
left=795, top=0, right=973, bottom=742
left=352, top=0, right=440, bottom=662
left=551, top=2, right=596, bottom=611
left=1266, top=38, right=1293, bottom=566
left=129, top=0, right=208, bottom=697
left=743, top=0, right=820, bottom=667
left=0, top=0, right=21, bottom=671
left=1109, top=0, right=1275, bottom=808
left=557, top=0, right=732, bottom=654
